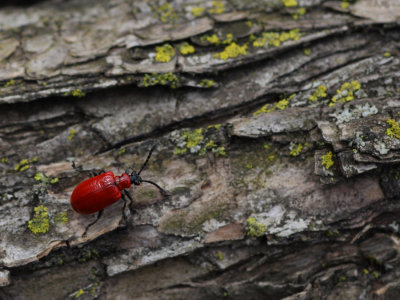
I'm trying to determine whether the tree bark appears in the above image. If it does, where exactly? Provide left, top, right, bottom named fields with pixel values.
left=1, top=0, right=400, bottom=299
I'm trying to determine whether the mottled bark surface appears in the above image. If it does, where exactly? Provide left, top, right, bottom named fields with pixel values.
left=1, top=0, right=400, bottom=299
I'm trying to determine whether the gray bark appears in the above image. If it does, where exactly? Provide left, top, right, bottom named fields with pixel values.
left=1, top=0, right=400, bottom=299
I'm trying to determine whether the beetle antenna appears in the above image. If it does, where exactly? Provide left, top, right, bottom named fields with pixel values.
left=142, top=179, right=170, bottom=196
left=138, top=145, right=156, bottom=175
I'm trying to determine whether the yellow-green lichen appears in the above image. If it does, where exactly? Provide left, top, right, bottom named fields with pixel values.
left=216, top=251, right=223, bottom=260
left=91, top=282, right=99, bottom=296
left=209, top=1, right=225, bottom=14
left=341, top=1, right=349, bottom=9
left=282, top=0, right=297, bottom=7
left=292, top=7, right=306, bottom=20
left=386, top=119, right=400, bottom=139
left=54, top=212, right=68, bottom=224
left=68, top=129, right=76, bottom=141
left=184, top=129, right=204, bottom=148
left=190, top=6, right=205, bottom=17
left=201, top=34, right=220, bottom=45
left=14, top=157, right=37, bottom=172
left=200, top=79, right=214, bottom=88
left=173, top=148, right=187, bottom=155
left=304, top=48, right=311, bottom=55
left=329, top=80, right=361, bottom=106
left=384, top=51, right=391, bottom=58
left=289, top=143, right=303, bottom=157
left=4, top=79, right=15, bottom=88
left=34, top=172, right=59, bottom=184
left=213, top=146, right=226, bottom=157
left=253, top=94, right=295, bottom=116
left=156, top=2, right=177, bottom=22
left=222, top=33, right=234, bottom=45
left=72, top=89, right=85, bottom=98
left=178, top=42, right=195, bottom=55
left=155, top=44, right=176, bottom=63
left=253, top=29, right=301, bottom=48
left=142, top=72, right=179, bottom=88
left=363, top=268, right=369, bottom=275
left=173, top=127, right=226, bottom=157
left=28, top=205, right=50, bottom=234
left=247, top=217, right=266, bottom=237
left=214, top=42, right=247, bottom=60
left=74, top=289, right=85, bottom=298
left=321, top=151, right=334, bottom=170
left=118, top=148, right=126, bottom=156
left=309, top=85, right=327, bottom=101
left=0, top=157, right=8, bottom=163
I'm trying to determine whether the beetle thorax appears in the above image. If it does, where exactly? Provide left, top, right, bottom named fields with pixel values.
left=115, top=173, right=131, bottom=190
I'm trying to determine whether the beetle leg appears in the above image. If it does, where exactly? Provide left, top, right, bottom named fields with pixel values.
left=82, top=210, right=104, bottom=237
left=71, top=161, right=106, bottom=177
left=121, top=191, right=132, bottom=220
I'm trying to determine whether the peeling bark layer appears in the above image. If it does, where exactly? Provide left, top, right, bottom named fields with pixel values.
left=1, top=0, right=400, bottom=299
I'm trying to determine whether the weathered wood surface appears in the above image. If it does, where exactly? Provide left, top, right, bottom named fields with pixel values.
left=1, top=0, right=400, bottom=298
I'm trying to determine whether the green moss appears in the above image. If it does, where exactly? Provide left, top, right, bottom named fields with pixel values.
left=142, top=72, right=179, bottom=88
left=329, top=80, right=361, bottom=106
left=28, top=205, right=50, bottom=234
left=200, top=79, right=215, bottom=88
left=74, top=289, right=85, bottom=298
left=54, top=212, right=68, bottom=224
left=282, top=0, right=297, bottom=7
left=190, top=6, right=205, bottom=17
left=246, top=163, right=253, bottom=169
left=386, top=119, right=400, bottom=139
left=4, top=79, right=15, bottom=88
left=321, top=151, right=334, bottom=170
left=178, top=42, right=195, bottom=55
left=209, top=1, right=225, bottom=14
left=72, top=89, right=85, bottom=98
left=68, top=129, right=76, bottom=141
left=155, top=44, right=176, bottom=63
left=289, top=143, right=303, bottom=156
left=247, top=217, right=266, bottom=237
left=363, top=268, right=369, bottom=275
left=309, top=85, right=327, bottom=101
left=338, top=276, right=346, bottom=282
left=253, top=94, right=295, bottom=116
left=214, top=42, right=247, bottom=60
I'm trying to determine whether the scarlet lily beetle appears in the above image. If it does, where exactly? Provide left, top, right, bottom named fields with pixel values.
left=70, top=146, right=167, bottom=215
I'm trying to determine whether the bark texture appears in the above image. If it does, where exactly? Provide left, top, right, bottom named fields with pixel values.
left=1, top=0, right=400, bottom=299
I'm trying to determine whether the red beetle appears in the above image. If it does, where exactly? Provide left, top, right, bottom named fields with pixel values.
left=70, top=146, right=166, bottom=215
